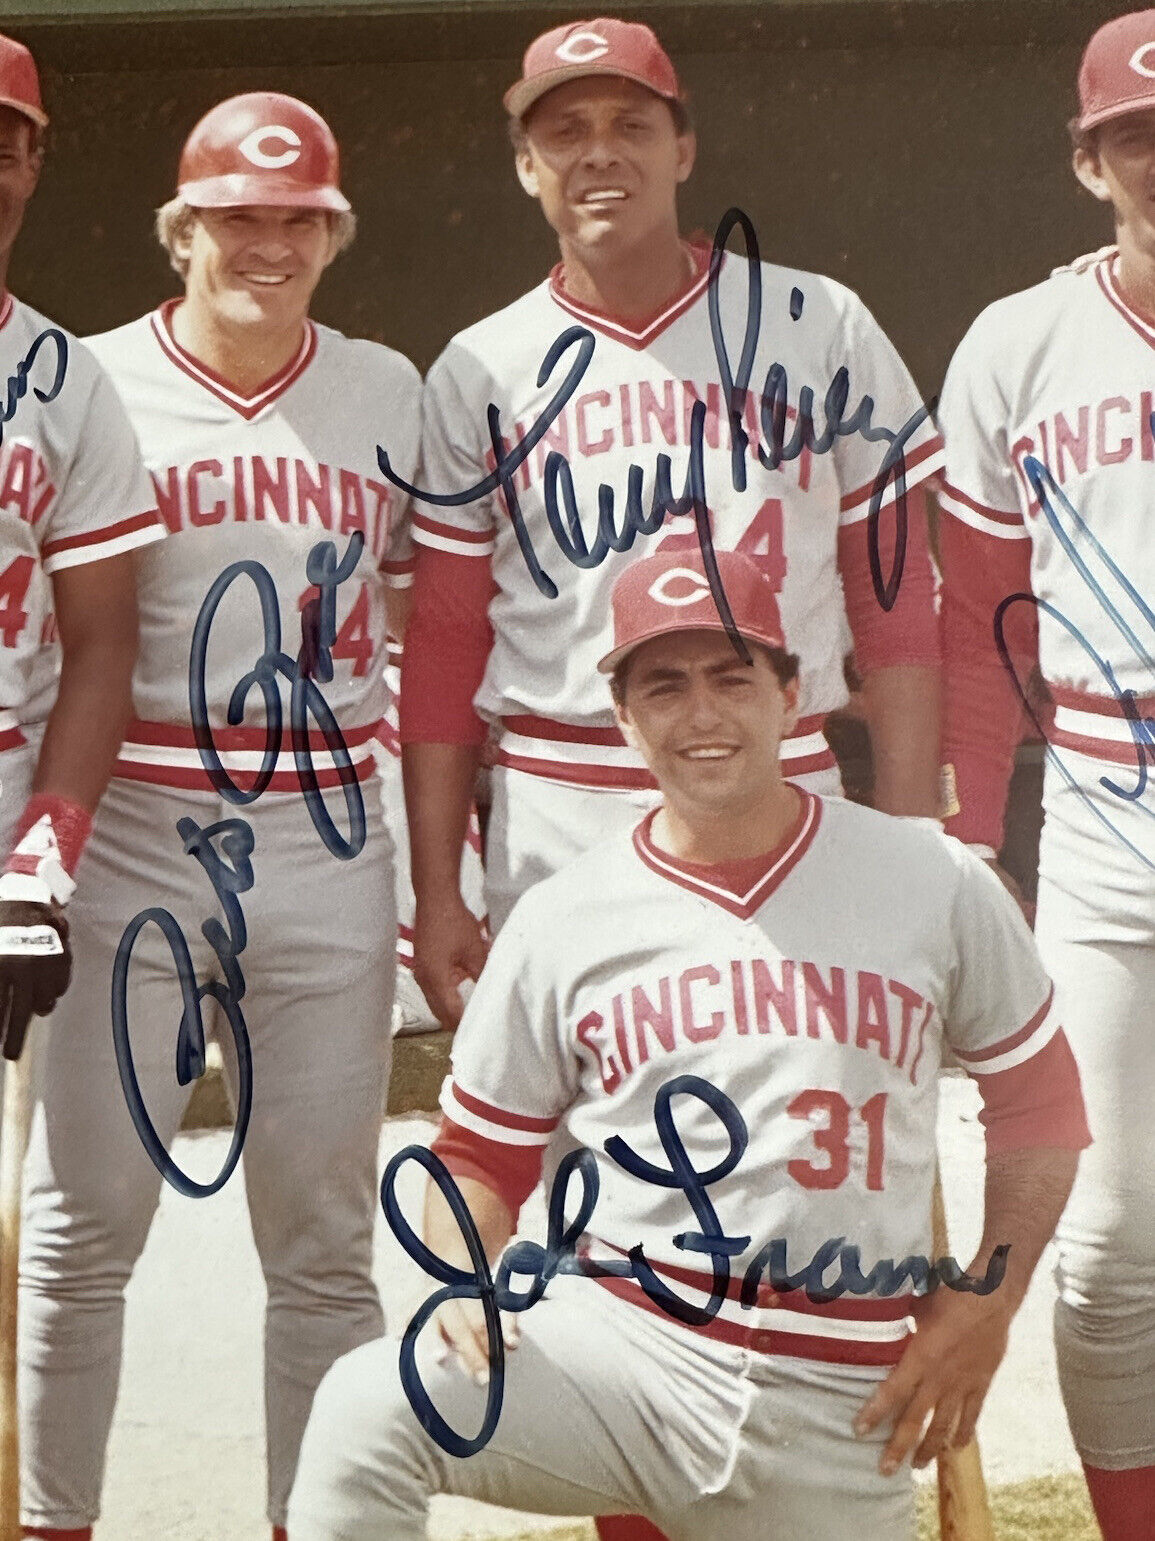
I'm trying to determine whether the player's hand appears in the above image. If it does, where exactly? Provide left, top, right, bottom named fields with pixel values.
left=431, top=1293, right=520, bottom=1385
left=412, top=896, right=489, bottom=1030
left=0, top=899, right=72, bottom=1061
left=853, top=1285, right=1014, bottom=1474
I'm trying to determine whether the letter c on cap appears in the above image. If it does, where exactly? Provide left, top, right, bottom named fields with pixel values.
left=648, top=568, right=713, bottom=606
left=238, top=125, right=302, bottom=169
left=1129, top=42, right=1155, bottom=77
left=556, top=30, right=611, bottom=64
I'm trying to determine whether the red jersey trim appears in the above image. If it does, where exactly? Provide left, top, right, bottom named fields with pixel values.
left=937, top=479, right=1023, bottom=529
left=41, top=509, right=164, bottom=561
left=120, top=718, right=380, bottom=751
left=953, top=988, right=1054, bottom=1068
left=449, top=1081, right=560, bottom=1136
left=589, top=1241, right=913, bottom=1320
left=632, top=790, right=822, bottom=920
left=411, top=510, right=496, bottom=546
left=1096, top=254, right=1155, bottom=351
left=1044, top=685, right=1155, bottom=767
left=150, top=300, right=317, bottom=420
left=1048, top=684, right=1155, bottom=717
left=547, top=241, right=713, bottom=352
left=114, top=717, right=380, bottom=793
left=112, top=758, right=375, bottom=794
left=839, top=433, right=945, bottom=515
left=594, top=1274, right=910, bottom=1366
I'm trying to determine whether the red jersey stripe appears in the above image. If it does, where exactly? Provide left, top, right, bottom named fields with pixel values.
left=839, top=433, right=944, bottom=514
left=450, top=1081, right=561, bottom=1136
left=953, top=988, right=1054, bottom=1066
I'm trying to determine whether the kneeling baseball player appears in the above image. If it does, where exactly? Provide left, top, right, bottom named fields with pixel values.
left=289, top=551, right=1089, bottom=1540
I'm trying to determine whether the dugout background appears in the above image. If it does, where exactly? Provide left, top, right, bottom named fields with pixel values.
left=4, top=0, right=1123, bottom=893
left=3, top=0, right=1132, bottom=387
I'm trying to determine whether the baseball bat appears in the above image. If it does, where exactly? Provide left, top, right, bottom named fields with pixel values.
left=0, top=1050, right=33, bottom=1541
left=932, top=1172, right=997, bottom=1541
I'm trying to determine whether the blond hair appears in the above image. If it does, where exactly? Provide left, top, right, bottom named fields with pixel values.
left=154, top=195, right=356, bottom=277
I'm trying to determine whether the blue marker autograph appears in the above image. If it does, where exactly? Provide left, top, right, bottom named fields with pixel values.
left=375, top=206, right=935, bottom=661
left=112, top=534, right=366, bottom=1194
left=1, top=327, right=68, bottom=444
left=994, top=455, right=1155, bottom=869
left=381, top=1074, right=1006, bottom=1457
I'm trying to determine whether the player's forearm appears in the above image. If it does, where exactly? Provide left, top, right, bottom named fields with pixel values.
left=403, top=740, right=482, bottom=904
left=424, top=1170, right=515, bottom=1270
left=34, top=557, right=139, bottom=811
left=969, top=1145, right=1080, bottom=1317
left=860, top=662, right=942, bottom=817
left=385, top=582, right=413, bottom=645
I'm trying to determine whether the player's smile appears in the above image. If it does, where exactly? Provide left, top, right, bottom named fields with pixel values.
left=615, top=629, right=798, bottom=825
left=179, top=205, right=336, bottom=331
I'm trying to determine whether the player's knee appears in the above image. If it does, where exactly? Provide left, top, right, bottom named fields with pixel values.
left=1055, top=1295, right=1155, bottom=1466
left=292, top=1339, right=432, bottom=1532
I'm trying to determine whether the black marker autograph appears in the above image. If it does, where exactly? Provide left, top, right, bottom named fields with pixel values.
left=1, top=327, right=68, bottom=445
left=375, top=207, right=934, bottom=663
left=994, top=455, right=1155, bottom=869
left=381, top=1074, right=1006, bottom=1457
left=112, top=534, right=366, bottom=1195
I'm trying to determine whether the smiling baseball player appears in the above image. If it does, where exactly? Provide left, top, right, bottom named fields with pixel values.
left=399, top=16, right=945, bottom=1047
left=289, top=548, right=1088, bottom=1541
left=16, top=93, right=419, bottom=1541
left=936, top=12, right=1155, bottom=1537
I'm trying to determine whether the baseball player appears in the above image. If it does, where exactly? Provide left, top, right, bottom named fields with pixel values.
left=0, top=34, right=161, bottom=1066
left=288, top=548, right=1089, bottom=1541
left=15, top=94, right=420, bottom=1540
left=399, top=16, right=946, bottom=1047
left=936, top=12, right=1155, bottom=1536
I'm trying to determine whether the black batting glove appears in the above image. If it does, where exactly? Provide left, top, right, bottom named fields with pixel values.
left=0, top=899, right=71, bottom=1061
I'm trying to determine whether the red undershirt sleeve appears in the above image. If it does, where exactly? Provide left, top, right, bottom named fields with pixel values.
left=838, top=485, right=940, bottom=674
left=430, top=1115, right=545, bottom=1224
left=970, top=1029, right=1091, bottom=1156
left=939, top=511, right=1039, bottom=847
left=398, top=543, right=495, bottom=746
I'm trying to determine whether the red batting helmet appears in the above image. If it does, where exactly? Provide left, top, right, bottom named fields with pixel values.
left=177, top=92, right=350, bottom=212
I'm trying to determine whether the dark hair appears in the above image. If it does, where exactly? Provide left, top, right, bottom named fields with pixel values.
left=509, top=90, right=692, bottom=150
left=609, top=639, right=799, bottom=707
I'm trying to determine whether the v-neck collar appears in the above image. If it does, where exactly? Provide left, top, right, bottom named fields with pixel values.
left=632, top=790, right=822, bottom=920
left=548, top=240, right=713, bottom=351
left=150, top=298, right=317, bottom=419
left=1095, top=251, right=1155, bottom=350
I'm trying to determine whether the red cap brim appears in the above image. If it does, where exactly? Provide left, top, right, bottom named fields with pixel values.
left=597, top=620, right=785, bottom=674
left=0, top=95, right=46, bottom=129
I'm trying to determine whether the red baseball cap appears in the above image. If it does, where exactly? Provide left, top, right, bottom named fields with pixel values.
left=504, top=17, right=683, bottom=121
left=598, top=549, right=787, bottom=674
left=1077, top=9, right=1155, bottom=132
left=0, top=34, right=47, bottom=130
